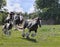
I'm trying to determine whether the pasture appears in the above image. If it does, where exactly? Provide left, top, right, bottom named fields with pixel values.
left=0, top=25, right=60, bottom=47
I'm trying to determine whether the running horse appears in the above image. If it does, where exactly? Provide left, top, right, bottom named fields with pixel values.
left=22, top=17, right=42, bottom=38
left=2, top=12, right=24, bottom=35
left=13, top=13, right=24, bottom=30
left=2, top=12, right=14, bottom=35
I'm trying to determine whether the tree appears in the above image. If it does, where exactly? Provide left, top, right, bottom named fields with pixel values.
left=0, top=0, right=6, bottom=9
left=35, top=0, right=59, bottom=9
left=0, top=0, right=6, bottom=25
left=22, top=12, right=29, bottom=19
left=0, top=11, right=8, bottom=24
left=35, top=0, right=60, bottom=24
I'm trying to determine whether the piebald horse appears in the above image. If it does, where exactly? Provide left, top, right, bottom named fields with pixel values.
left=3, top=12, right=24, bottom=35
left=2, top=12, right=14, bottom=35
left=13, top=13, right=24, bottom=30
left=22, top=17, right=41, bottom=38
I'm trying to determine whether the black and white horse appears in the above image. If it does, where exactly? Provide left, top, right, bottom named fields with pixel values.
left=2, top=12, right=24, bottom=35
left=13, top=13, right=24, bottom=30
left=4, top=12, right=14, bottom=23
left=2, top=21, right=13, bottom=35
left=2, top=12, right=14, bottom=35
left=4, top=12, right=24, bottom=25
left=22, top=17, right=42, bottom=38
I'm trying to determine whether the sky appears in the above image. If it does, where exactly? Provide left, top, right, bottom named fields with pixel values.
left=5, top=0, right=35, bottom=13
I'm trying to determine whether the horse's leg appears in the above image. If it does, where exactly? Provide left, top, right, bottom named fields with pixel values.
left=22, top=28, right=25, bottom=37
left=22, top=21, right=28, bottom=37
left=31, top=30, right=37, bottom=37
left=25, top=30, right=31, bottom=38
left=8, top=30, right=11, bottom=35
left=13, top=20, right=18, bottom=30
left=14, top=25, right=18, bottom=30
left=13, top=23, right=16, bottom=30
left=5, top=29, right=9, bottom=36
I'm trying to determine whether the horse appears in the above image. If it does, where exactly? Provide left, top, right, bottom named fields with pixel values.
left=2, top=12, right=24, bottom=35
left=2, top=21, right=13, bottom=35
left=4, top=12, right=24, bottom=30
left=13, top=13, right=24, bottom=30
left=13, top=13, right=24, bottom=25
left=22, top=17, right=42, bottom=38
left=4, top=12, right=14, bottom=23
left=2, top=12, right=14, bottom=35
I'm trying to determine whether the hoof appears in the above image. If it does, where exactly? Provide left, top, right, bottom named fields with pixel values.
left=31, top=34, right=36, bottom=37
left=26, top=36, right=29, bottom=39
left=22, top=33, right=25, bottom=37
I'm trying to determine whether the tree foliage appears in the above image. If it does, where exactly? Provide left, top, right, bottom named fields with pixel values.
left=35, top=0, right=59, bottom=9
left=0, top=0, right=6, bottom=25
left=35, top=0, right=60, bottom=24
left=0, top=11, right=8, bottom=25
left=0, top=0, right=6, bottom=8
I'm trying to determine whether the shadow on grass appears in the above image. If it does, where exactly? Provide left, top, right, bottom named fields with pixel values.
left=21, top=37, right=37, bottom=43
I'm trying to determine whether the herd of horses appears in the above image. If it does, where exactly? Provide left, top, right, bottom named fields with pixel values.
left=2, top=12, right=42, bottom=38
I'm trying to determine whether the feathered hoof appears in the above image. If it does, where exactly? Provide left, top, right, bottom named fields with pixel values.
left=22, top=33, right=25, bottom=37
left=31, top=34, right=36, bottom=37
left=26, top=36, right=30, bottom=39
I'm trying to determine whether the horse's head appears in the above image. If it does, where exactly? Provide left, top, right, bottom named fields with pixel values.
left=35, top=17, right=42, bottom=27
left=10, top=12, right=15, bottom=20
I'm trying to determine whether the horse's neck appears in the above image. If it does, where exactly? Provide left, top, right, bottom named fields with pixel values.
left=6, top=15, right=10, bottom=19
left=35, top=19, right=39, bottom=25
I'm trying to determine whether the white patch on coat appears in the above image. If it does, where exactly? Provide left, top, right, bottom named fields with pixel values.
left=39, top=20, right=41, bottom=24
left=6, top=23, right=10, bottom=28
left=20, top=16, right=23, bottom=21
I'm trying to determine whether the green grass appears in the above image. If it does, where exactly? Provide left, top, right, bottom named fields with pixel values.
left=0, top=25, right=60, bottom=47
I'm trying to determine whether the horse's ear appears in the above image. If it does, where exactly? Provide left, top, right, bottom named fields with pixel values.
left=10, top=12, right=15, bottom=15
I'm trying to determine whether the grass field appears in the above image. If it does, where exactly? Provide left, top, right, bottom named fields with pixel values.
left=0, top=25, right=60, bottom=47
